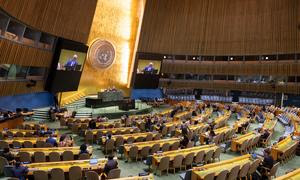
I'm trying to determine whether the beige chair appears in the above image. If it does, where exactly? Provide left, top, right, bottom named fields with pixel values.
left=0, top=141, right=9, bottom=149
left=104, top=139, right=115, bottom=154
left=238, top=140, right=248, bottom=154
left=79, top=153, right=90, bottom=160
left=161, top=126, right=168, bottom=137
left=107, top=168, right=121, bottom=179
left=126, top=137, right=135, bottom=144
left=153, top=133, right=161, bottom=140
left=169, top=155, right=183, bottom=174
left=6, top=131, right=14, bottom=137
left=203, top=172, right=215, bottom=180
left=114, top=122, right=121, bottom=128
left=194, top=151, right=205, bottom=165
left=25, top=124, right=32, bottom=130
left=182, top=152, right=194, bottom=170
left=15, top=132, right=24, bottom=137
left=23, top=141, right=34, bottom=148
left=45, top=143, right=54, bottom=147
left=19, top=152, right=31, bottom=162
left=156, top=156, right=170, bottom=176
left=69, top=166, right=82, bottom=180
left=49, top=152, right=61, bottom=162
left=85, top=171, right=99, bottom=180
left=12, top=141, right=22, bottom=148
left=145, top=134, right=153, bottom=141
left=34, top=151, right=46, bottom=162
left=85, top=131, right=94, bottom=144
left=203, top=150, right=214, bottom=164
left=115, top=136, right=124, bottom=148
left=161, top=143, right=170, bottom=152
left=128, top=145, right=138, bottom=162
left=213, top=147, right=221, bottom=162
left=33, top=170, right=49, bottom=180
left=60, top=119, right=67, bottom=127
left=265, top=162, right=279, bottom=179
left=186, top=141, right=194, bottom=148
left=150, top=144, right=160, bottom=154
left=135, top=136, right=144, bottom=142
left=62, top=150, right=74, bottom=161
left=238, top=162, right=250, bottom=180
left=36, top=140, right=46, bottom=148
left=216, top=170, right=229, bottom=180
left=248, top=159, right=261, bottom=179
left=170, top=141, right=180, bottom=150
left=50, top=168, right=65, bottom=180
left=227, top=165, right=240, bottom=180
left=0, top=156, right=8, bottom=174
left=139, top=146, right=150, bottom=160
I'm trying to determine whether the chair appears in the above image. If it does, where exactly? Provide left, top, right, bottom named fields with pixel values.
left=69, top=166, right=82, bottom=180
left=170, top=141, right=180, bottom=150
left=79, top=153, right=90, bottom=160
left=203, top=150, right=214, bottom=164
left=104, top=139, right=115, bottom=154
left=213, top=135, right=220, bottom=145
left=203, top=172, right=215, bottom=180
left=216, top=170, right=229, bottom=180
left=135, top=136, right=144, bottom=142
left=194, top=151, right=205, bottom=165
left=153, top=133, right=161, bottom=140
left=156, top=156, right=170, bottom=176
left=36, top=140, right=46, bottom=148
left=139, top=146, right=150, bottom=160
left=238, top=162, right=250, bottom=180
left=0, top=141, right=9, bottom=149
left=107, top=168, right=121, bottom=179
left=85, top=131, right=94, bottom=144
left=265, top=162, right=279, bottom=179
left=161, top=126, right=168, bottom=137
left=238, top=140, right=248, bottom=154
left=85, top=171, right=99, bottom=180
left=126, top=137, right=135, bottom=144
left=19, top=152, right=31, bottom=162
left=145, top=134, right=153, bottom=141
left=15, top=132, right=24, bottom=137
left=34, top=151, right=46, bottom=162
left=62, top=151, right=74, bottom=161
left=25, top=124, right=32, bottom=130
left=6, top=131, right=14, bottom=137
left=50, top=168, right=65, bottom=180
left=227, top=165, right=240, bottom=180
left=186, top=141, right=194, bottom=148
left=33, top=170, right=49, bottom=180
left=45, top=143, right=54, bottom=147
left=151, top=144, right=160, bottom=154
left=12, top=141, right=22, bottom=148
left=248, top=159, right=261, bottom=179
left=213, top=147, right=221, bottom=162
left=169, top=155, right=183, bottom=174
left=115, top=136, right=124, bottom=149
left=0, top=156, right=8, bottom=175
left=128, top=145, right=138, bottom=162
left=182, top=152, right=194, bottom=170
left=23, top=141, right=34, bottom=148
left=49, top=152, right=61, bottom=162
left=161, top=143, right=170, bottom=152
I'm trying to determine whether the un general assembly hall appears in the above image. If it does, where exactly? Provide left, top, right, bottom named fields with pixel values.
left=0, top=0, right=299, bottom=180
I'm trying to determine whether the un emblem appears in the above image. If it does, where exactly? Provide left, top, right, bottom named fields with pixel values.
left=88, top=40, right=115, bottom=69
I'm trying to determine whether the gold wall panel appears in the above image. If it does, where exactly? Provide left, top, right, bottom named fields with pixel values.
left=61, top=0, right=145, bottom=101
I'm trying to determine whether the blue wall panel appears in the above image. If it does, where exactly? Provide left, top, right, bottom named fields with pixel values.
left=131, top=89, right=163, bottom=100
left=0, top=92, right=55, bottom=111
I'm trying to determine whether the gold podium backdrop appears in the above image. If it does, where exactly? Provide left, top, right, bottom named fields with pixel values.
left=61, top=0, right=146, bottom=105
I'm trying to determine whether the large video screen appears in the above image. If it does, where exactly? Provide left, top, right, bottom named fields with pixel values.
left=136, top=60, right=161, bottom=74
left=57, top=49, right=86, bottom=71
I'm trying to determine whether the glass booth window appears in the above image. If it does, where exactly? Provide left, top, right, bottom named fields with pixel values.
left=0, top=64, right=10, bottom=79
left=27, top=67, right=46, bottom=77
left=7, top=64, right=28, bottom=80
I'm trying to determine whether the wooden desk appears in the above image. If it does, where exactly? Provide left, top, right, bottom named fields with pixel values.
left=11, top=146, right=93, bottom=157
left=101, top=132, right=157, bottom=144
left=262, top=119, right=277, bottom=131
left=191, top=108, right=213, bottom=123
left=174, top=110, right=192, bottom=120
left=3, top=129, right=59, bottom=137
left=294, top=123, right=300, bottom=136
left=214, top=111, right=231, bottom=124
left=159, top=109, right=173, bottom=116
left=26, top=158, right=107, bottom=175
left=154, top=121, right=182, bottom=131
left=77, top=121, right=122, bottom=129
left=112, top=174, right=154, bottom=180
left=231, top=132, right=260, bottom=152
left=191, top=154, right=255, bottom=180
left=275, top=168, right=300, bottom=180
left=88, top=127, right=139, bottom=135
left=21, top=112, right=34, bottom=116
left=233, top=117, right=250, bottom=130
left=24, top=123, right=48, bottom=130
left=2, top=137, right=52, bottom=145
left=152, top=144, right=218, bottom=166
left=271, top=135, right=299, bottom=161
left=200, top=126, right=231, bottom=144
left=176, top=123, right=209, bottom=135
left=0, top=116, right=24, bottom=130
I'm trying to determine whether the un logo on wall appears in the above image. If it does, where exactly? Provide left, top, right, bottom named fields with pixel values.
left=88, top=40, right=115, bottom=69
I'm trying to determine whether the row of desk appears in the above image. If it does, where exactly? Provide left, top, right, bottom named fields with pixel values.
left=271, top=135, right=299, bottom=161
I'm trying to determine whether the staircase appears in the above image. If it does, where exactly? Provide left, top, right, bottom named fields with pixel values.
left=31, top=107, right=51, bottom=121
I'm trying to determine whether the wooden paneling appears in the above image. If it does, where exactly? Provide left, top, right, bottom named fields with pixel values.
left=159, top=79, right=300, bottom=94
left=0, top=81, right=44, bottom=96
left=161, top=60, right=300, bottom=76
left=0, top=0, right=97, bottom=43
left=0, top=38, right=52, bottom=67
left=138, top=0, right=298, bottom=55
